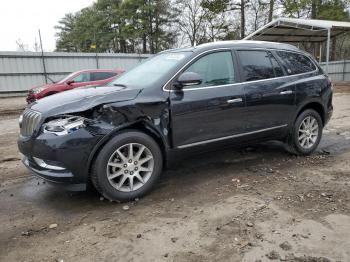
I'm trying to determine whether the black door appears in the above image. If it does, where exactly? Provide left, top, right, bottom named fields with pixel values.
left=169, top=50, right=247, bottom=148
left=236, top=50, right=296, bottom=133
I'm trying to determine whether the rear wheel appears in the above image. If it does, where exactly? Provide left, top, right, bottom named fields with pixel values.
left=91, top=131, right=163, bottom=201
left=287, top=109, right=323, bottom=155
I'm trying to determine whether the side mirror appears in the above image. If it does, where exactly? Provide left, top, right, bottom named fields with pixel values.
left=176, top=72, right=202, bottom=88
left=66, top=80, right=75, bottom=85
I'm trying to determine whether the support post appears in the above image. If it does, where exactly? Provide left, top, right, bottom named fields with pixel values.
left=38, top=29, right=48, bottom=84
left=326, top=28, right=331, bottom=74
left=319, top=43, right=322, bottom=63
left=95, top=53, right=99, bottom=69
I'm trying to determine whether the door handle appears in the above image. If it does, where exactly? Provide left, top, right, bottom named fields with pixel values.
left=279, top=90, right=293, bottom=95
left=227, top=98, right=243, bottom=104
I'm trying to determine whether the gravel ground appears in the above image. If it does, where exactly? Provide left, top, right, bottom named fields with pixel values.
left=0, top=89, right=350, bottom=262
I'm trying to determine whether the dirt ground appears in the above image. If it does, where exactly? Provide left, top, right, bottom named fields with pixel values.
left=0, top=85, right=350, bottom=262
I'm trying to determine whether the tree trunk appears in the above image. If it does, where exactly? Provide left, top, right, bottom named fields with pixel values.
left=155, top=10, right=159, bottom=52
left=268, top=0, right=274, bottom=22
left=331, top=37, right=337, bottom=61
left=142, top=34, right=147, bottom=53
left=119, top=39, right=126, bottom=53
left=311, top=0, right=317, bottom=19
left=240, top=0, right=245, bottom=39
left=148, top=1, right=154, bottom=54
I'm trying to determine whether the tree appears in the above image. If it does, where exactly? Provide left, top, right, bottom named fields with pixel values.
left=248, top=0, right=270, bottom=32
left=268, top=0, right=274, bottom=21
left=55, top=13, right=79, bottom=52
left=55, top=0, right=176, bottom=53
left=201, top=0, right=248, bottom=39
left=54, top=0, right=350, bottom=57
left=176, top=0, right=209, bottom=46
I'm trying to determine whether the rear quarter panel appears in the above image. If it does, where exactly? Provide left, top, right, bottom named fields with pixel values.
left=293, top=71, right=331, bottom=123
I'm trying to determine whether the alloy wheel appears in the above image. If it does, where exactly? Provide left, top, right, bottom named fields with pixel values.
left=298, top=115, right=319, bottom=149
left=106, top=143, right=154, bottom=192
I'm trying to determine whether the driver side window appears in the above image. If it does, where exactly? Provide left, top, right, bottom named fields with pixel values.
left=72, top=72, right=90, bottom=83
left=184, top=51, right=235, bottom=88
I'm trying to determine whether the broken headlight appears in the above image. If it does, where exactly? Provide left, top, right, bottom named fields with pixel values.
left=43, top=116, right=87, bottom=136
left=31, top=86, right=47, bottom=94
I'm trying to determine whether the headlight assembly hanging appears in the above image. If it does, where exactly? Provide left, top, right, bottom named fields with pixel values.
left=43, top=116, right=87, bottom=136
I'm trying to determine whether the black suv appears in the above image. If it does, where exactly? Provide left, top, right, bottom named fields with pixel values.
left=18, top=41, right=333, bottom=201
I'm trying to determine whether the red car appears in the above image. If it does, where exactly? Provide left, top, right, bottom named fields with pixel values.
left=27, top=69, right=124, bottom=103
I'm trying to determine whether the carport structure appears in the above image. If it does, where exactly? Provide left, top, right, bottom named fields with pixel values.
left=243, top=18, right=350, bottom=73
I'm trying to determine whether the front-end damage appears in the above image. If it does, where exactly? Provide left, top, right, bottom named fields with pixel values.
left=18, top=86, right=171, bottom=189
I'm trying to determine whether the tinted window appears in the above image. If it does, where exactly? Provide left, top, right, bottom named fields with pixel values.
left=238, top=50, right=283, bottom=81
left=91, top=72, right=116, bottom=81
left=73, top=72, right=90, bottom=83
left=184, top=51, right=235, bottom=88
left=270, top=53, right=284, bottom=77
left=110, top=52, right=191, bottom=88
left=276, top=51, right=316, bottom=75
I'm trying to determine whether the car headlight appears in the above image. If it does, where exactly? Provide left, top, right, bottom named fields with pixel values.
left=18, top=114, right=23, bottom=127
left=43, top=116, right=86, bottom=136
left=31, top=87, right=46, bottom=94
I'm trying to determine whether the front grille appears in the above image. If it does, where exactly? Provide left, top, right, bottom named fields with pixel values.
left=20, top=109, right=42, bottom=136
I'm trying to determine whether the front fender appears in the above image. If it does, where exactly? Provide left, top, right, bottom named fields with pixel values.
left=85, top=119, right=170, bottom=176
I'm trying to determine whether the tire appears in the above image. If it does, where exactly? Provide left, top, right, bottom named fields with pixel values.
left=91, top=131, right=163, bottom=202
left=287, top=109, right=323, bottom=155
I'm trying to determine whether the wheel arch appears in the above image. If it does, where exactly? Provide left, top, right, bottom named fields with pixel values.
left=295, top=101, right=326, bottom=126
left=86, top=121, right=168, bottom=180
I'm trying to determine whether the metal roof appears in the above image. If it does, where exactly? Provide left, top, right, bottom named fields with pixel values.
left=244, top=18, right=350, bottom=43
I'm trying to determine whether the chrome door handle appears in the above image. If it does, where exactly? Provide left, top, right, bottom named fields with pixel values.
left=227, top=98, right=243, bottom=104
left=279, top=90, right=293, bottom=95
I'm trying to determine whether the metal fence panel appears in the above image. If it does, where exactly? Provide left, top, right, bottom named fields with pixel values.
left=2, top=51, right=349, bottom=94
left=0, top=51, right=149, bottom=93
left=320, top=60, right=350, bottom=81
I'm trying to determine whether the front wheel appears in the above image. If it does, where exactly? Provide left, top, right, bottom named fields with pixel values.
left=91, top=131, right=163, bottom=202
left=287, top=109, right=323, bottom=155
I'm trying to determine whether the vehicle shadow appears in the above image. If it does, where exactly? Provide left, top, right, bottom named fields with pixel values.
left=17, top=141, right=289, bottom=209
left=15, top=132, right=350, bottom=214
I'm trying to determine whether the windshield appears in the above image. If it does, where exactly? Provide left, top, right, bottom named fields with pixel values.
left=110, top=52, right=191, bottom=88
left=56, top=72, right=77, bottom=84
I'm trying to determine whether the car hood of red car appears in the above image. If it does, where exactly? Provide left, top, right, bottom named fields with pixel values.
left=29, top=85, right=142, bottom=117
left=30, top=82, right=63, bottom=91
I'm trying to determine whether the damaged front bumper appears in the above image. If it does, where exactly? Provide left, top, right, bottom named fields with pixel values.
left=18, top=128, right=104, bottom=190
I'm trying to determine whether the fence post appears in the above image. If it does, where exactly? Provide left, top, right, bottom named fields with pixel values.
left=95, top=53, right=99, bottom=69
left=343, top=59, right=346, bottom=82
left=38, top=30, right=48, bottom=84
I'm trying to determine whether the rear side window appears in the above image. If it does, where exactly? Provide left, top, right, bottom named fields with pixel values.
left=73, top=72, right=91, bottom=83
left=276, top=51, right=316, bottom=75
left=184, top=51, right=235, bottom=88
left=238, top=50, right=284, bottom=82
left=91, top=72, right=116, bottom=81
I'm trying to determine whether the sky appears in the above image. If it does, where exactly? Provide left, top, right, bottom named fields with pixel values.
left=0, top=0, right=95, bottom=52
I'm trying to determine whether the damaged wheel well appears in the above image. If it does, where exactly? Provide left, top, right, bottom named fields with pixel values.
left=87, top=122, right=167, bottom=182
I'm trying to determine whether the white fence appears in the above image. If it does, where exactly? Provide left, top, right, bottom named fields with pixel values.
left=0, top=51, right=149, bottom=94
left=0, top=51, right=348, bottom=95
left=320, top=60, right=350, bottom=82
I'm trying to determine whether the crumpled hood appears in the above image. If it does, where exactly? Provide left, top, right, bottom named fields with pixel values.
left=30, top=83, right=60, bottom=91
left=29, top=85, right=142, bottom=117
